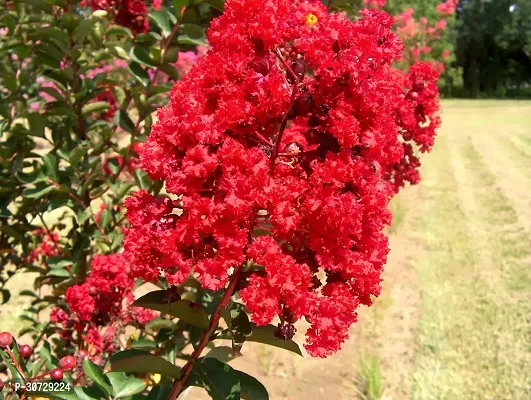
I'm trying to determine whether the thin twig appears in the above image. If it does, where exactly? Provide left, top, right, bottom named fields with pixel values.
left=167, top=264, right=243, bottom=399
left=6, top=348, right=26, bottom=381
left=270, top=77, right=301, bottom=166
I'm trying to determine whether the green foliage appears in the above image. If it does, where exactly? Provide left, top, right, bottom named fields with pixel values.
left=455, top=0, right=531, bottom=98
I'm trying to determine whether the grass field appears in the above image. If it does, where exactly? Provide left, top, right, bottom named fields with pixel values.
left=3, top=100, right=531, bottom=399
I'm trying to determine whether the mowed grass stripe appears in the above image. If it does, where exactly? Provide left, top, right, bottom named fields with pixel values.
left=454, top=137, right=530, bottom=397
left=411, top=111, right=531, bottom=400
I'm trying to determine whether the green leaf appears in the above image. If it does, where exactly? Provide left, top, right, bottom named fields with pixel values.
left=27, top=112, right=46, bottom=137
left=110, top=349, right=180, bottom=378
left=30, top=358, right=47, bottom=378
left=106, top=25, right=133, bottom=39
left=205, top=346, right=241, bottom=363
left=112, top=46, right=129, bottom=60
left=148, top=82, right=174, bottom=97
left=46, top=268, right=71, bottom=278
left=229, top=304, right=252, bottom=351
left=114, top=109, right=136, bottom=133
left=22, top=183, right=56, bottom=199
left=150, top=10, right=173, bottom=36
left=83, top=359, right=112, bottom=397
left=74, top=386, right=107, bottom=400
left=133, top=169, right=152, bottom=190
left=204, top=0, right=225, bottom=11
left=40, top=341, right=58, bottom=369
left=146, top=385, right=171, bottom=400
left=130, top=46, right=158, bottom=68
left=43, top=153, right=59, bottom=181
left=73, top=19, right=96, bottom=40
left=247, top=325, right=302, bottom=356
left=145, top=318, right=177, bottom=332
left=20, top=290, right=38, bottom=298
left=129, top=62, right=150, bottom=87
left=189, top=358, right=241, bottom=400
left=47, top=257, right=74, bottom=269
left=0, top=289, right=10, bottom=305
left=69, top=147, right=88, bottom=166
left=129, top=339, right=157, bottom=350
left=0, top=349, right=25, bottom=383
left=218, top=324, right=302, bottom=356
left=173, top=0, right=189, bottom=14
left=0, top=225, right=25, bottom=242
left=133, top=290, right=210, bottom=330
left=99, top=209, right=112, bottom=229
left=178, top=24, right=206, bottom=46
left=158, top=63, right=180, bottom=80
left=82, top=101, right=110, bottom=116
left=237, top=371, right=269, bottom=400
left=25, top=391, right=78, bottom=400
left=107, top=372, right=147, bottom=398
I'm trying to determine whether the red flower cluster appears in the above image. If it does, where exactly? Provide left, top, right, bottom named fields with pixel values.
left=90, top=0, right=148, bottom=35
left=53, top=253, right=155, bottom=353
left=124, top=0, right=440, bottom=357
left=26, top=228, right=61, bottom=263
left=93, top=88, right=118, bottom=121
left=103, top=142, right=143, bottom=176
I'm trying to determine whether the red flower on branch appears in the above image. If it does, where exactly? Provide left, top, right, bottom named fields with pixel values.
left=124, top=0, right=440, bottom=357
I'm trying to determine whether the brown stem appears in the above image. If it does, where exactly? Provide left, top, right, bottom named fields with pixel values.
left=6, top=348, right=26, bottom=381
left=167, top=264, right=243, bottom=400
left=273, top=48, right=298, bottom=82
left=270, top=77, right=300, bottom=166
left=252, top=132, right=273, bottom=147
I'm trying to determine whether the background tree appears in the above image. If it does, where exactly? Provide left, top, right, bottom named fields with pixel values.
left=455, top=0, right=531, bottom=97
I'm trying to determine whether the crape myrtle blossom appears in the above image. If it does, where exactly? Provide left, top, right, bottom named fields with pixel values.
left=124, top=0, right=440, bottom=357
left=53, top=253, right=156, bottom=353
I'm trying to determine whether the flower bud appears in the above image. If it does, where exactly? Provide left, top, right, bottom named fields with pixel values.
left=253, top=58, right=271, bottom=76
left=59, top=356, right=76, bottom=372
left=0, top=332, right=13, bottom=348
left=19, top=344, right=32, bottom=358
left=50, top=368, right=63, bottom=381
left=92, top=10, right=108, bottom=18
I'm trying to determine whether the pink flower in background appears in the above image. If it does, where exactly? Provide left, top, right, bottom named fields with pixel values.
left=114, top=59, right=128, bottom=69
left=152, top=0, right=162, bottom=10
left=423, top=46, right=431, bottom=54
left=411, top=46, right=421, bottom=60
left=442, top=49, right=451, bottom=59
left=420, top=17, right=427, bottom=25
left=37, top=77, right=61, bottom=103
left=175, top=51, right=199, bottom=75
left=0, top=28, right=8, bottom=37
left=436, top=0, right=458, bottom=16
left=435, top=20, right=448, bottom=30
left=363, top=0, right=387, bottom=8
left=437, top=62, right=445, bottom=73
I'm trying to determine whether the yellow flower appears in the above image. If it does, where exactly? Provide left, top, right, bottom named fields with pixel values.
left=150, top=373, right=162, bottom=384
left=306, top=13, right=318, bottom=26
